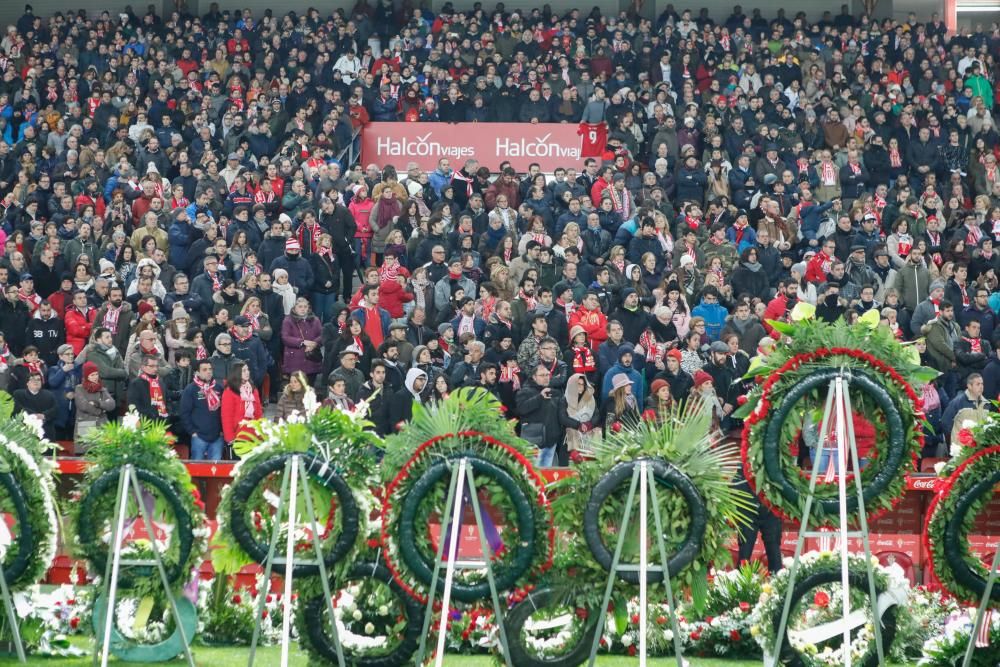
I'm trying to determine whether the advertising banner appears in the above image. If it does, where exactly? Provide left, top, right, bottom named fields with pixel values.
left=360, top=122, right=584, bottom=172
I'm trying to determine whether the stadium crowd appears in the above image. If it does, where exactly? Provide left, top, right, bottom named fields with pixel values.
left=0, top=1, right=996, bottom=475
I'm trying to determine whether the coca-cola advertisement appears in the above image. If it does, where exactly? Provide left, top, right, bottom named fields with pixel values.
left=360, top=122, right=584, bottom=172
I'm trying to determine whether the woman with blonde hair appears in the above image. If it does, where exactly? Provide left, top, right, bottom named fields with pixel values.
left=602, top=373, right=640, bottom=430
left=240, top=296, right=273, bottom=342
left=490, top=264, right=516, bottom=301
left=276, top=371, right=316, bottom=420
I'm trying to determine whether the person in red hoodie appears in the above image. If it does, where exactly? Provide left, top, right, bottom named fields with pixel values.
left=378, top=262, right=414, bottom=319
left=568, top=291, right=609, bottom=351
left=348, top=183, right=375, bottom=265
left=64, top=290, right=97, bottom=355
left=804, top=241, right=836, bottom=284
left=221, top=361, right=262, bottom=447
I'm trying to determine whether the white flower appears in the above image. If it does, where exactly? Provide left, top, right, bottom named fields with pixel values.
left=122, top=411, right=141, bottom=431
left=21, top=413, right=45, bottom=439
left=621, top=635, right=633, bottom=647
left=364, top=622, right=375, bottom=635
left=377, top=605, right=388, bottom=616
left=934, top=461, right=946, bottom=474
left=303, top=389, right=319, bottom=417
left=950, top=443, right=963, bottom=458
left=352, top=609, right=363, bottom=621
left=961, top=419, right=977, bottom=430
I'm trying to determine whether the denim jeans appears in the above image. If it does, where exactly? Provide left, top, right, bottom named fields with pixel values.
left=536, top=445, right=557, bottom=467
left=311, top=291, right=338, bottom=323
left=810, top=447, right=868, bottom=475
left=191, top=434, right=224, bottom=461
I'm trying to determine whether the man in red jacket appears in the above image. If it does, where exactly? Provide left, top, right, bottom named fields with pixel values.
left=762, top=279, right=799, bottom=336
left=804, top=240, right=836, bottom=283
left=64, top=291, right=97, bottom=355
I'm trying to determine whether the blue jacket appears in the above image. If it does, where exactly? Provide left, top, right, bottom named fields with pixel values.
left=351, top=306, right=392, bottom=341
left=797, top=201, right=836, bottom=242
left=168, top=218, right=195, bottom=270
left=180, top=380, right=224, bottom=442
left=269, top=255, right=315, bottom=294
left=692, top=299, right=729, bottom=341
left=726, top=225, right=758, bottom=255
left=230, top=334, right=271, bottom=387
left=428, top=169, right=453, bottom=197
left=600, top=343, right=645, bottom=407
left=47, top=363, right=80, bottom=430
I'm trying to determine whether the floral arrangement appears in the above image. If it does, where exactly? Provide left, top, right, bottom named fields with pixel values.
left=70, top=411, right=208, bottom=606
left=924, top=415, right=1000, bottom=606
left=197, top=574, right=294, bottom=646
left=891, top=586, right=960, bottom=663
left=919, top=606, right=1000, bottom=666
left=0, top=394, right=60, bottom=593
left=680, top=561, right=767, bottom=659
left=211, top=405, right=378, bottom=580
left=379, top=388, right=554, bottom=604
left=735, top=318, right=932, bottom=526
left=749, top=550, right=909, bottom=666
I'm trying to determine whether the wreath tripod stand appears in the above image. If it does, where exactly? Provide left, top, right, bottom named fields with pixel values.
left=768, top=371, right=894, bottom=667
left=961, top=536, right=1000, bottom=665
left=587, top=459, right=685, bottom=667
left=414, top=456, right=514, bottom=667
left=93, top=464, right=196, bottom=667
left=246, top=453, right=344, bottom=667
left=0, top=555, right=25, bottom=662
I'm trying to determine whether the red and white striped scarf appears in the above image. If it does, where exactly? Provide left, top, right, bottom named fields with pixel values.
left=821, top=161, right=836, bottom=184
left=499, top=363, right=521, bottom=390
left=964, top=336, right=981, bottom=353
left=103, top=303, right=124, bottom=333
left=195, top=378, right=221, bottom=411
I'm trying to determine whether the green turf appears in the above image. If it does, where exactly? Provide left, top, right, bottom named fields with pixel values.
left=0, top=646, right=921, bottom=666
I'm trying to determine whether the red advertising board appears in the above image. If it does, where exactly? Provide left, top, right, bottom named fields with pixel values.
left=360, top=122, right=584, bottom=172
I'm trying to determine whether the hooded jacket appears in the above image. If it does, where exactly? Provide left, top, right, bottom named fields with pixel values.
left=389, top=367, right=426, bottom=428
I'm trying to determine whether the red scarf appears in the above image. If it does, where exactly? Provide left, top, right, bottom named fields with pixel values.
left=964, top=336, right=982, bottom=354
left=967, top=225, right=983, bottom=246
left=518, top=289, right=537, bottom=311
left=848, top=162, right=861, bottom=175
left=821, top=161, right=836, bottom=184
left=239, top=381, right=256, bottom=419
left=196, top=345, right=208, bottom=360
left=207, top=270, right=222, bottom=292
left=572, top=345, right=596, bottom=373
left=733, top=219, right=748, bottom=244
left=24, top=359, right=42, bottom=375
left=889, top=148, right=902, bottom=168
left=142, top=372, right=168, bottom=418
left=195, top=377, right=221, bottom=411
left=230, top=325, right=251, bottom=343
left=499, top=363, right=521, bottom=390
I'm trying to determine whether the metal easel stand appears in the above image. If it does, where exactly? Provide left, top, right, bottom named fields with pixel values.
left=247, top=454, right=344, bottom=667
left=414, top=457, right=514, bottom=667
left=0, top=556, right=25, bottom=662
left=587, top=460, right=685, bottom=667
left=93, top=464, right=196, bottom=667
left=767, top=372, right=887, bottom=667
left=962, top=543, right=1000, bottom=666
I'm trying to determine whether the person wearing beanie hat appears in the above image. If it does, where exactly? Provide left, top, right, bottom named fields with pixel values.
left=693, top=370, right=713, bottom=388
left=73, top=359, right=116, bottom=443
left=647, top=377, right=673, bottom=416
left=911, top=279, right=948, bottom=337
left=268, top=233, right=315, bottom=295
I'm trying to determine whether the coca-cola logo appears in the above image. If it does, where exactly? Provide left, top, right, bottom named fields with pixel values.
left=910, top=477, right=936, bottom=490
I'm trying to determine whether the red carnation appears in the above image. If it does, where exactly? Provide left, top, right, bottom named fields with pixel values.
left=575, top=608, right=589, bottom=620
left=958, top=429, right=975, bottom=446
left=642, top=409, right=656, bottom=421
left=737, top=395, right=748, bottom=405
left=739, top=601, right=751, bottom=612
left=628, top=645, right=637, bottom=656
left=232, top=594, right=242, bottom=604
left=611, top=421, right=622, bottom=433
left=730, top=629, right=741, bottom=641
left=690, top=630, right=702, bottom=641
left=69, top=617, right=80, bottom=630
left=656, top=615, right=667, bottom=625
left=367, top=538, right=380, bottom=549
left=630, top=614, right=639, bottom=624
left=813, top=590, right=830, bottom=608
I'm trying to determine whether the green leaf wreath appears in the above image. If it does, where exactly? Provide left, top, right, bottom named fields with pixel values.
left=749, top=550, right=908, bottom=667
left=565, top=397, right=752, bottom=610
left=69, top=412, right=209, bottom=604
left=736, top=318, right=932, bottom=527
left=0, top=393, right=60, bottom=591
left=379, top=387, right=555, bottom=604
left=924, top=413, right=1000, bottom=605
left=211, top=405, right=379, bottom=581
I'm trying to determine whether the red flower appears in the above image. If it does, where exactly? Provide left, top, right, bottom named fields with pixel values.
left=642, top=409, right=657, bottom=422
left=737, top=395, right=748, bottom=405
left=630, top=614, right=639, bottom=624
left=656, top=615, right=667, bottom=625
left=232, top=594, right=242, bottom=604
left=611, top=421, right=622, bottom=433
left=730, top=629, right=741, bottom=641
left=262, top=610, right=268, bottom=619
left=628, top=645, right=637, bottom=656
left=69, top=617, right=79, bottom=630
left=499, top=404, right=508, bottom=414
left=395, top=421, right=405, bottom=432
left=739, top=601, right=751, bottom=612
left=813, top=590, right=830, bottom=608
left=690, top=630, right=702, bottom=641
left=958, top=429, right=975, bottom=446
left=575, top=608, right=588, bottom=620
left=367, top=538, right=380, bottom=549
